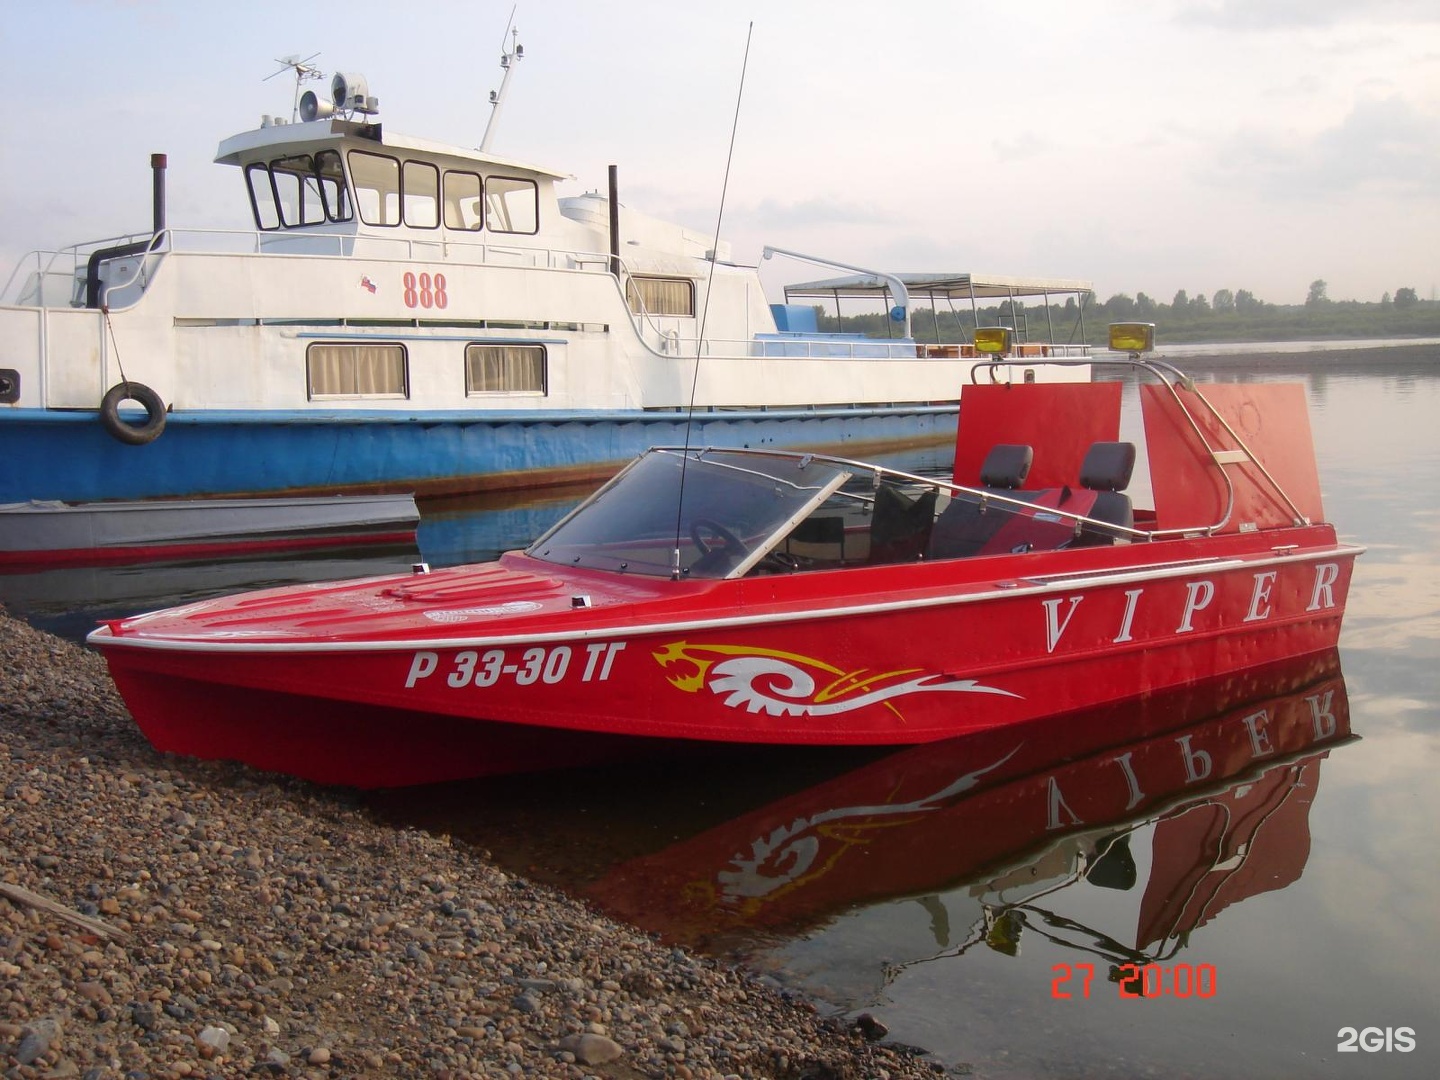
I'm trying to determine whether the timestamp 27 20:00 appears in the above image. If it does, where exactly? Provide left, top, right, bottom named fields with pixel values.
left=1051, top=961, right=1217, bottom=1000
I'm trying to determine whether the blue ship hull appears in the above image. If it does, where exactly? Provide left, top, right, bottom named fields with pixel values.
left=0, top=406, right=958, bottom=504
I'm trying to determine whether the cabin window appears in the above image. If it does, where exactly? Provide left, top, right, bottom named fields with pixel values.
left=403, top=160, right=440, bottom=229
left=271, top=155, right=329, bottom=227
left=246, top=152, right=352, bottom=230
left=626, top=275, right=695, bottom=317
left=443, top=171, right=483, bottom=231
left=465, top=344, right=546, bottom=394
left=348, top=150, right=402, bottom=227
left=307, top=343, right=408, bottom=398
left=313, top=150, right=351, bottom=222
left=485, top=176, right=539, bottom=234
left=246, top=163, right=282, bottom=230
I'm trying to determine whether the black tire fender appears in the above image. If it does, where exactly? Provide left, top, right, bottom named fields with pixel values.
left=100, top=381, right=167, bottom=445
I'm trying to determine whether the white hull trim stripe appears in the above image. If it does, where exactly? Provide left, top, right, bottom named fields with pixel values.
left=90, top=544, right=1365, bottom=655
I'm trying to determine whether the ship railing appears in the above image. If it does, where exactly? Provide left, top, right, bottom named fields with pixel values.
left=645, top=334, right=1093, bottom=362
left=601, top=250, right=1099, bottom=362
left=160, top=227, right=620, bottom=274
left=1, top=226, right=627, bottom=307
left=0, top=230, right=162, bottom=306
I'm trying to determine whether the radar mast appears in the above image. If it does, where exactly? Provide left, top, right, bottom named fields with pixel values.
left=480, top=13, right=524, bottom=153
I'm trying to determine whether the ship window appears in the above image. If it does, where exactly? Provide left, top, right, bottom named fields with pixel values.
left=244, top=153, right=351, bottom=230
left=626, top=276, right=695, bottom=317
left=246, top=163, right=282, bottom=230
left=465, top=344, right=546, bottom=394
left=443, top=170, right=483, bottom=231
left=348, top=150, right=402, bottom=227
left=271, top=155, right=329, bottom=227
left=403, top=160, right=440, bottom=229
left=485, top=176, right=538, bottom=234
left=313, top=150, right=351, bottom=222
left=307, top=343, right=408, bottom=398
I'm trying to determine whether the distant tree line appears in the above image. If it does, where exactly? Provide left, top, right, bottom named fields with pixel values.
left=810, top=280, right=1440, bottom=345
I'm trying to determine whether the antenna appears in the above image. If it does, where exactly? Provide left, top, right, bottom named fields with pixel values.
left=265, top=52, right=323, bottom=123
left=480, top=9, right=524, bottom=152
left=670, top=22, right=755, bottom=580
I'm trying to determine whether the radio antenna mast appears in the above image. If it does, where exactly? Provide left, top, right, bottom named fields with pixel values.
left=669, top=22, right=755, bottom=579
left=265, top=52, right=323, bottom=122
left=480, top=11, right=523, bottom=152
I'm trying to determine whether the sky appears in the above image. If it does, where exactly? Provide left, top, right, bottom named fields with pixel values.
left=1, top=0, right=1436, bottom=306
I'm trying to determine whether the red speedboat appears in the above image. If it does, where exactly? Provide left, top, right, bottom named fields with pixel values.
left=89, top=334, right=1364, bottom=787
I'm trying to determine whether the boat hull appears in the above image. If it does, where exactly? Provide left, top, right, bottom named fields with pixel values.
left=0, top=406, right=956, bottom=503
left=92, top=533, right=1358, bottom=787
left=0, top=494, right=418, bottom=569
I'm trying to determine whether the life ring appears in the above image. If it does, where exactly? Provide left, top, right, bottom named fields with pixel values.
left=100, top=381, right=167, bottom=445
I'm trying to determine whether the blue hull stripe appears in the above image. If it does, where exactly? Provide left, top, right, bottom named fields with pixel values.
left=0, top=407, right=958, bottom=503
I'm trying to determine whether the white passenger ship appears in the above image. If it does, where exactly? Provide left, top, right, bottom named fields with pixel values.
left=0, top=49, right=1092, bottom=504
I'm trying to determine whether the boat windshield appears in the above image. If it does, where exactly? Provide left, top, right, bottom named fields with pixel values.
left=526, top=449, right=853, bottom=579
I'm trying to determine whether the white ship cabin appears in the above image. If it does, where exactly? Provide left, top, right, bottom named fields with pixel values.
left=214, top=114, right=738, bottom=320
left=0, top=74, right=1092, bottom=419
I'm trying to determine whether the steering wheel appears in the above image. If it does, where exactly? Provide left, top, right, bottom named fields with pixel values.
left=690, top=518, right=749, bottom=558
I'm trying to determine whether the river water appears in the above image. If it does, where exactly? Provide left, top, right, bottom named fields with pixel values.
left=4, top=344, right=1437, bottom=1077
left=380, top=345, right=1440, bottom=1079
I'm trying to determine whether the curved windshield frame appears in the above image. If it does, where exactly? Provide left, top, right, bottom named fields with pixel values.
left=527, top=449, right=852, bottom=578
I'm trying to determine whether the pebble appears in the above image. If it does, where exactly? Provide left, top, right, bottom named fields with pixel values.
left=1, top=612, right=945, bottom=1078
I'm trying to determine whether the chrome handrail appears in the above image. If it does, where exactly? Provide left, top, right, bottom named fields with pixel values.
left=968, top=356, right=1312, bottom=536
left=651, top=445, right=1151, bottom=546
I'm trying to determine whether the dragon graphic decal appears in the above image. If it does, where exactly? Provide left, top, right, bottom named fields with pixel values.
left=653, top=641, right=1019, bottom=718
left=717, top=743, right=1023, bottom=902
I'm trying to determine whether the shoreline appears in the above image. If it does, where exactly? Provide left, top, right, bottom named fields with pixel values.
left=1154, top=339, right=1440, bottom=360
left=1, top=611, right=947, bottom=1079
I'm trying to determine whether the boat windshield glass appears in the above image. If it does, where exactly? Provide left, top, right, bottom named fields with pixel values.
left=527, top=449, right=852, bottom=578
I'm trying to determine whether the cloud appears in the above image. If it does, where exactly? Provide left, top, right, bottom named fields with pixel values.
left=1206, top=95, right=1440, bottom=199
left=990, top=132, right=1053, bottom=163
left=1176, top=0, right=1440, bottom=30
left=741, top=197, right=898, bottom=229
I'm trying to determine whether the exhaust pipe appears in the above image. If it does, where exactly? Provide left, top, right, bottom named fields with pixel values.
left=151, top=153, right=167, bottom=236
left=608, top=164, right=620, bottom=278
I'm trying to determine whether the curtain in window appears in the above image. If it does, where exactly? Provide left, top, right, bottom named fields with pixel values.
left=308, top=345, right=407, bottom=397
left=466, top=345, right=544, bottom=393
left=626, top=277, right=694, bottom=316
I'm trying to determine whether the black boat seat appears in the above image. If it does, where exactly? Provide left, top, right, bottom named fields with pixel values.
left=1071, top=441, right=1136, bottom=546
left=926, top=444, right=1037, bottom=560
left=866, top=483, right=938, bottom=564
left=979, top=443, right=1033, bottom=489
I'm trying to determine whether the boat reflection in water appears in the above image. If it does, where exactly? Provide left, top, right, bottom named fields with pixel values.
left=576, top=651, right=1351, bottom=1005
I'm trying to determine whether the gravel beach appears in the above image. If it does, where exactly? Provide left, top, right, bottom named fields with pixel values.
left=0, top=611, right=948, bottom=1080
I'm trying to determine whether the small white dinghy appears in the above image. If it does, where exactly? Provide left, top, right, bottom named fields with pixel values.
left=0, top=494, right=419, bottom=568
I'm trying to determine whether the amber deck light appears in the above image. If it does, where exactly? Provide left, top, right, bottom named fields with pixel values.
left=1109, top=322, right=1155, bottom=355
left=974, top=327, right=1012, bottom=355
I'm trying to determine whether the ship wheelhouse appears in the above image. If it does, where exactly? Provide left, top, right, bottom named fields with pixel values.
left=218, top=118, right=565, bottom=258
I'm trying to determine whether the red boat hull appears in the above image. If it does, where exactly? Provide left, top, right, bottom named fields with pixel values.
left=95, top=528, right=1357, bottom=788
